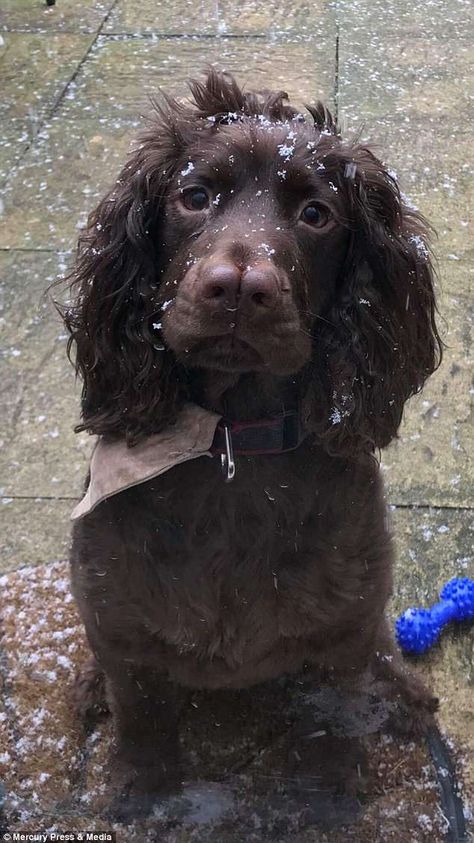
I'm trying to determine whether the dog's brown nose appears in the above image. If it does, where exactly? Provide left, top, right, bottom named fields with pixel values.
left=201, top=262, right=241, bottom=308
left=200, top=262, right=279, bottom=311
left=241, top=265, right=279, bottom=308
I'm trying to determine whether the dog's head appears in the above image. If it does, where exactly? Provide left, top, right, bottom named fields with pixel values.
left=62, top=70, right=441, bottom=455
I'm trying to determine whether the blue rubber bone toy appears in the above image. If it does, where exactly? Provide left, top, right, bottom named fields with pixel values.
left=396, top=577, right=474, bottom=655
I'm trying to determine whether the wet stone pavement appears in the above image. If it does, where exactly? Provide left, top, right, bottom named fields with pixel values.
left=0, top=0, right=473, bottom=838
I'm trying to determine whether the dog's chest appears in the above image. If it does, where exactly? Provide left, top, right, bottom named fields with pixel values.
left=160, top=561, right=283, bottom=667
left=134, top=459, right=326, bottom=666
left=150, top=546, right=333, bottom=679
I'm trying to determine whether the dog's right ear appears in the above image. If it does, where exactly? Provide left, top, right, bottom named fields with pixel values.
left=55, top=114, right=185, bottom=442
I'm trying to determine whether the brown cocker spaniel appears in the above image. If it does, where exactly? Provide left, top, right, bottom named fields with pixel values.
left=62, top=70, right=441, bottom=823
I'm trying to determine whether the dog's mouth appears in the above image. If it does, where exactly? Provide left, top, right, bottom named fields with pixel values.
left=183, top=335, right=265, bottom=372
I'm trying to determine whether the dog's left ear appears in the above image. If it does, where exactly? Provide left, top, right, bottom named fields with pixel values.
left=307, top=147, right=442, bottom=455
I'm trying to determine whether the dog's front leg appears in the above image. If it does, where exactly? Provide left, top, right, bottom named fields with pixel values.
left=103, top=663, right=189, bottom=820
left=284, top=680, right=367, bottom=830
left=369, top=619, right=439, bottom=736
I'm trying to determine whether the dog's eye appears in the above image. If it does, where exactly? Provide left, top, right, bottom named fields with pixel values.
left=182, top=188, right=210, bottom=211
left=300, top=204, right=330, bottom=227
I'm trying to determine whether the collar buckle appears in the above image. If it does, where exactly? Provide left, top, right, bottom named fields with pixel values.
left=220, top=423, right=236, bottom=482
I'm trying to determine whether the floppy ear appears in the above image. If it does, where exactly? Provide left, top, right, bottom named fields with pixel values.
left=58, top=116, right=185, bottom=441
left=307, top=146, right=442, bottom=456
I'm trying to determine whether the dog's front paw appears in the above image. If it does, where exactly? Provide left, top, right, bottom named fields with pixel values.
left=388, top=683, right=439, bottom=737
left=108, top=783, right=159, bottom=824
left=291, top=789, right=363, bottom=831
left=285, top=733, right=367, bottom=829
left=372, top=643, right=439, bottom=737
left=106, top=752, right=182, bottom=823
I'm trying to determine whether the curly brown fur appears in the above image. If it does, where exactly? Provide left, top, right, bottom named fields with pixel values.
left=57, top=70, right=441, bottom=822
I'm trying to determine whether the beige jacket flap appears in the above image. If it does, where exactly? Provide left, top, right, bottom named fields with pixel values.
left=71, top=403, right=221, bottom=521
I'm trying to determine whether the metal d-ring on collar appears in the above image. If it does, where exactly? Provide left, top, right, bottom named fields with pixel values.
left=220, top=423, right=236, bottom=482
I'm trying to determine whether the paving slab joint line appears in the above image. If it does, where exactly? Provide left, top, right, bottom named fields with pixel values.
left=0, top=247, right=73, bottom=254
left=390, top=503, right=473, bottom=512
left=0, top=0, right=120, bottom=190
left=1, top=495, right=81, bottom=502
left=102, top=31, right=274, bottom=40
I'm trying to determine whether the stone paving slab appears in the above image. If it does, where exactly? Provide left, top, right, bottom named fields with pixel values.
left=0, top=125, right=27, bottom=187
left=338, top=36, right=473, bottom=130
left=333, top=0, right=474, bottom=512
left=0, top=31, right=93, bottom=124
left=382, top=264, right=473, bottom=508
left=337, top=31, right=474, bottom=263
left=390, top=505, right=473, bottom=615
left=105, top=1, right=217, bottom=36
left=0, top=0, right=114, bottom=34
left=0, top=250, right=92, bottom=499
left=413, top=186, right=473, bottom=265
left=0, top=117, right=135, bottom=250
left=59, top=34, right=335, bottom=123
left=336, top=124, right=473, bottom=263
left=0, top=31, right=93, bottom=181
left=0, top=497, right=72, bottom=572
left=0, top=36, right=335, bottom=251
left=104, top=0, right=334, bottom=37
left=334, top=0, right=474, bottom=43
